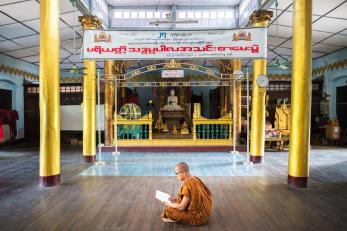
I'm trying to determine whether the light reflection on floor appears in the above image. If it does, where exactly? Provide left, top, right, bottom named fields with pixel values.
left=78, top=152, right=263, bottom=176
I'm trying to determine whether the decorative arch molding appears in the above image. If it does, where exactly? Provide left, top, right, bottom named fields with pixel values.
left=331, top=74, right=347, bottom=83
left=120, top=61, right=225, bottom=81
left=0, top=78, right=17, bottom=86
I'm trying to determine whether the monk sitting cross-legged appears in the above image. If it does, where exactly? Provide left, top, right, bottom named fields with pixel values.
left=161, top=162, right=212, bottom=225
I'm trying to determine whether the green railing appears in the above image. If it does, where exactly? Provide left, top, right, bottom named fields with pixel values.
left=116, top=124, right=150, bottom=140
left=192, top=113, right=232, bottom=141
left=196, top=124, right=230, bottom=139
left=113, top=112, right=153, bottom=143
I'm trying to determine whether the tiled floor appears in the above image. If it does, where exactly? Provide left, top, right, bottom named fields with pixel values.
left=79, top=152, right=263, bottom=176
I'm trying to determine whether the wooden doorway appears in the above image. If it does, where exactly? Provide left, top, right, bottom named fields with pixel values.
left=336, top=85, right=347, bottom=131
left=0, top=89, right=12, bottom=110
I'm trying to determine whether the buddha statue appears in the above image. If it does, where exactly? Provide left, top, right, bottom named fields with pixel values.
left=172, top=124, right=178, bottom=134
left=162, top=89, right=183, bottom=111
left=180, top=122, right=189, bottom=134
left=155, top=112, right=164, bottom=132
left=162, top=123, right=169, bottom=133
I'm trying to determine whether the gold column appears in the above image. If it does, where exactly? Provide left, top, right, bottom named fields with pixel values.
left=79, top=16, right=101, bottom=163
left=159, top=87, right=166, bottom=108
left=114, top=61, right=126, bottom=104
left=104, top=60, right=115, bottom=146
left=121, top=88, right=126, bottom=102
left=180, top=87, right=185, bottom=105
left=219, top=60, right=232, bottom=117
left=39, top=0, right=60, bottom=186
left=233, top=59, right=242, bottom=145
left=220, top=86, right=225, bottom=116
left=288, top=0, right=312, bottom=188
left=249, top=10, right=273, bottom=163
left=224, top=86, right=229, bottom=114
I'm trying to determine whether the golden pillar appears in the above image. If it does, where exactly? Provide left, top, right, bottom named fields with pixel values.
left=121, top=88, right=126, bottom=102
left=224, top=87, right=233, bottom=114
left=288, top=0, right=312, bottom=188
left=159, top=87, right=166, bottom=108
left=233, top=59, right=242, bottom=145
left=79, top=16, right=102, bottom=163
left=104, top=60, right=115, bottom=146
left=114, top=61, right=127, bottom=105
left=180, top=87, right=185, bottom=105
left=220, top=86, right=225, bottom=116
left=114, top=61, right=126, bottom=104
left=219, top=60, right=232, bottom=117
left=249, top=10, right=273, bottom=163
left=39, top=0, right=60, bottom=186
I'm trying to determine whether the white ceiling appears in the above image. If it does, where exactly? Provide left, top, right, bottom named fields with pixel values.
left=106, top=0, right=241, bottom=6
left=0, top=0, right=346, bottom=71
left=263, top=0, right=347, bottom=67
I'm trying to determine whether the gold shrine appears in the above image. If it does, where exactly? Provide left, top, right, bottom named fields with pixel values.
left=265, top=101, right=291, bottom=150
left=110, top=59, right=235, bottom=147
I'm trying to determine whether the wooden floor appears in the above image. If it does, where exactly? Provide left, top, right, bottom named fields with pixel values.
left=1, top=143, right=347, bottom=231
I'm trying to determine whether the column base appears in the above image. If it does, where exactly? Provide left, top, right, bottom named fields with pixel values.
left=83, top=155, right=96, bottom=163
left=39, top=174, right=60, bottom=187
left=250, top=155, right=263, bottom=163
left=288, top=175, right=308, bottom=188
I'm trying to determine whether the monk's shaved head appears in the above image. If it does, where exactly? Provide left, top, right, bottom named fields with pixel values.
left=175, top=162, right=189, bottom=173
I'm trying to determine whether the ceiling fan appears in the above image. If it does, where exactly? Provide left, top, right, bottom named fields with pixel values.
left=61, top=63, right=86, bottom=74
left=60, top=0, right=86, bottom=75
left=268, top=59, right=290, bottom=70
left=268, top=0, right=290, bottom=70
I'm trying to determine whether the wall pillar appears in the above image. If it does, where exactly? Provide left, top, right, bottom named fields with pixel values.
left=79, top=16, right=102, bottom=163
left=220, top=85, right=225, bottom=116
left=104, top=60, right=115, bottom=146
left=249, top=10, right=273, bottom=163
left=288, top=0, right=312, bottom=188
left=39, top=0, right=60, bottom=186
left=233, top=59, right=242, bottom=145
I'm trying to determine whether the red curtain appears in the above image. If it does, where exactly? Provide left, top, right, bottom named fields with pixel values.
left=0, top=125, right=3, bottom=140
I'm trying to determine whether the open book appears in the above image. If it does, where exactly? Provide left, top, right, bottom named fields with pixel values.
left=155, top=190, right=171, bottom=204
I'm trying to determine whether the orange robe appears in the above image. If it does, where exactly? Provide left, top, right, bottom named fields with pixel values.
left=162, top=176, right=212, bottom=225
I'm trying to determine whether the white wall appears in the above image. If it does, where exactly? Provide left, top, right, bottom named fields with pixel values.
left=60, top=104, right=105, bottom=131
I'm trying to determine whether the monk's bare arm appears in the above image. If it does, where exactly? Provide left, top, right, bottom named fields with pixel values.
left=164, top=196, right=190, bottom=211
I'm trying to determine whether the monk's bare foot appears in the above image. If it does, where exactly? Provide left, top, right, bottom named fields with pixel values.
left=162, top=217, right=176, bottom=223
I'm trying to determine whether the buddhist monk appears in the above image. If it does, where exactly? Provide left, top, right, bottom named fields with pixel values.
left=161, top=162, right=212, bottom=225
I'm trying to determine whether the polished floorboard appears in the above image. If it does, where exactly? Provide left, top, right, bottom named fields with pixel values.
left=1, top=143, right=347, bottom=231
left=80, top=152, right=261, bottom=176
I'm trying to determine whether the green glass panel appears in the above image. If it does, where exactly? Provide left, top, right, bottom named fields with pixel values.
left=197, top=125, right=200, bottom=139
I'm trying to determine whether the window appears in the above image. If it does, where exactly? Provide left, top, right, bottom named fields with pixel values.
left=131, top=11, right=138, bottom=18
left=114, top=11, right=122, bottom=18
left=27, top=86, right=39, bottom=94
left=162, top=12, right=170, bottom=19
left=178, top=12, right=186, bottom=19
left=146, top=12, right=153, bottom=18
left=217, top=11, right=225, bottom=18
left=154, top=12, right=161, bottom=18
left=312, top=84, right=320, bottom=91
left=195, top=12, right=202, bottom=18
left=123, top=11, right=130, bottom=18
left=138, top=12, right=146, bottom=19
left=202, top=12, right=209, bottom=19
left=187, top=11, right=194, bottom=18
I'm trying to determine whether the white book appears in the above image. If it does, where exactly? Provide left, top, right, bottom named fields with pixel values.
left=155, top=190, right=171, bottom=204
